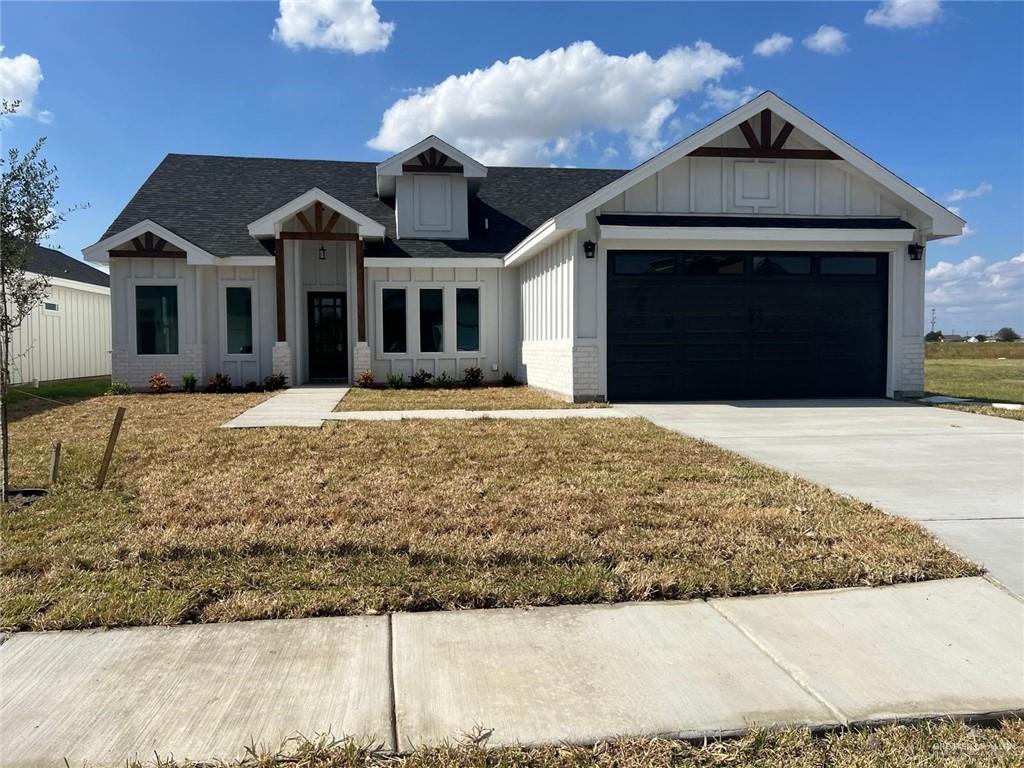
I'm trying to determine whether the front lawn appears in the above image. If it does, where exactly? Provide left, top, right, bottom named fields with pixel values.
left=925, top=359, right=1024, bottom=404
left=1, top=394, right=975, bottom=631
left=337, top=385, right=597, bottom=411
left=6, top=375, right=111, bottom=405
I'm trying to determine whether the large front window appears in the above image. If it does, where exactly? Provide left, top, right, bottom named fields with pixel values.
left=456, top=288, right=480, bottom=352
left=225, top=287, right=253, bottom=354
left=419, top=288, right=444, bottom=353
left=382, top=288, right=407, bottom=353
left=135, top=285, right=178, bottom=355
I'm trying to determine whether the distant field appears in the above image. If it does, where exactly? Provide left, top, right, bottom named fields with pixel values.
left=925, top=341, right=1024, bottom=360
left=925, top=355, right=1024, bottom=405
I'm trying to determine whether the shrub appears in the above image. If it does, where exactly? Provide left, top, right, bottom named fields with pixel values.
left=501, top=372, right=518, bottom=387
left=355, top=369, right=375, bottom=388
left=431, top=370, right=455, bottom=389
left=205, top=373, right=233, bottom=393
left=148, top=372, right=171, bottom=394
left=105, top=381, right=131, bottom=395
left=263, top=372, right=287, bottom=391
left=386, top=373, right=405, bottom=389
left=462, top=366, right=484, bottom=388
left=244, top=380, right=261, bottom=392
left=181, top=373, right=197, bottom=393
left=410, top=368, right=433, bottom=388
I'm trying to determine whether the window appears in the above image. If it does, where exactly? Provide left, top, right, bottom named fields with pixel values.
left=43, top=301, right=59, bottom=313
left=753, top=255, right=811, bottom=276
left=820, top=256, right=879, bottom=275
left=614, top=253, right=676, bottom=275
left=135, top=285, right=178, bottom=355
left=225, top=287, right=253, bottom=354
left=456, top=288, right=480, bottom=352
left=381, top=288, right=407, bottom=353
left=684, top=254, right=744, bottom=275
left=419, top=288, right=444, bottom=353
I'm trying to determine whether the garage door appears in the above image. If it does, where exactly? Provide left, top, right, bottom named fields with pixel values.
left=607, top=251, right=888, bottom=400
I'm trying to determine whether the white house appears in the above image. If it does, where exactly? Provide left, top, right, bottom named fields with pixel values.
left=8, top=244, right=111, bottom=386
left=83, top=92, right=963, bottom=400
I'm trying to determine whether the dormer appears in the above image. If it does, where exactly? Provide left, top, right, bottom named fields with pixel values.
left=376, top=136, right=487, bottom=240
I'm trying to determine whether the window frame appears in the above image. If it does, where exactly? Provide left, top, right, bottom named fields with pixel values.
left=42, top=299, right=61, bottom=315
left=220, top=281, right=258, bottom=360
left=455, top=286, right=481, bottom=353
left=130, top=279, right=183, bottom=358
left=375, top=281, right=485, bottom=359
left=418, top=287, right=445, bottom=354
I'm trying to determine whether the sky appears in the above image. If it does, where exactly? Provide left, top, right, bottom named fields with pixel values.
left=2, top=0, right=1021, bottom=335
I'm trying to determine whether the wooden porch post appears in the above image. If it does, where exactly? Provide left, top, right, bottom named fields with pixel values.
left=356, top=238, right=366, bottom=342
left=275, top=236, right=286, bottom=342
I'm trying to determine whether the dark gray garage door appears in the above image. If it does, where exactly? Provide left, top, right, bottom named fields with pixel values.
left=607, top=251, right=889, bottom=401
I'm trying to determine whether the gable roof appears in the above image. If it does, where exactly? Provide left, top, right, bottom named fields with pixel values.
left=27, top=243, right=109, bottom=288
left=553, top=91, right=964, bottom=237
left=97, top=154, right=626, bottom=260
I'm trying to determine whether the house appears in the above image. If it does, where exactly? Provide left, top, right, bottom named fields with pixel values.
left=8, top=244, right=111, bottom=386
left=83, top=92, right=963, bottom=401
left=941, top=334, right=965, bottom=343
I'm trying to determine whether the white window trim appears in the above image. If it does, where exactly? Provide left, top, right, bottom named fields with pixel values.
left=42, top=299, right=61, bottom=316
left=454, top=285, right=483, bottom=354
left=413, top=174, right=452, bottom=231
left=219, top=281, right=259, bottom=361
left=128, top=278, right=184, bottom=358
left=374, top=281, right=486, bottom=359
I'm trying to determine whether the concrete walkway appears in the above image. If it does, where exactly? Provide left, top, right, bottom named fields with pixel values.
left=2, top=578, right=1021, bottom=765
left=222, top=386, right=349, bottom=428
left=623, top=400, right=1024, bottom=595
left=325, top=407, right=631, bottom=421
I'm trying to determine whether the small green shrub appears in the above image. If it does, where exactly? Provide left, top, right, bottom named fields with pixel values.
left=431, top=371, right=455, bottom=389
left=205, top=373, right=233, bottom=393
left=410, top=368, right=433, bottom=388
left=148, top=372, right=171, bottom=394
left=355, top=369, right=375, bottom=388
left=244, top=380, right=261, bottom=392
left=501, top=372, right=518, bottom=387
left=181, top=373, right=197, bottom=393
left=386, top=373, right=405, bottom=389
left=462, top=367, right=484, bottom=388
left=263, top=372, right=287, bottom=391
left=105, top=381, right=132, bottom=395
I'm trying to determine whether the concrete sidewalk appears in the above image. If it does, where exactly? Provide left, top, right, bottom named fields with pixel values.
left=2, top=578, right=1021, bottom=766
left=222, top=386, right=349, bottom=428
left=623, top=400, right=1024, bottom=595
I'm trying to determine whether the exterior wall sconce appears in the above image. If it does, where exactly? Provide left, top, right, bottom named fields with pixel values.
left=583, top=240, right=596, bottom=259
left=908, top=243, right=924, bottom=261
left=318, top=241, right=327, bottom=260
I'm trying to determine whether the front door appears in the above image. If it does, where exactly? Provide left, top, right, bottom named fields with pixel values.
left=307, top=292, right=347, bottom=380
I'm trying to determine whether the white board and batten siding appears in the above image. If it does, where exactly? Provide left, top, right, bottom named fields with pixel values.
left=366, top=264, right=518, bottom=383
left=7, top=276, right=111, bottom=385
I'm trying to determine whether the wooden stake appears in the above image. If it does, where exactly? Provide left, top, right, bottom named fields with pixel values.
left=49, top=441, right=61, bottom=485
left=96, top=407, right=125, bottom=490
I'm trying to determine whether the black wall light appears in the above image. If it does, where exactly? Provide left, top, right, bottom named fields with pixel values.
left=908, top=243, right=924, bottom=261
left=583, top=240, right=596, bottom=258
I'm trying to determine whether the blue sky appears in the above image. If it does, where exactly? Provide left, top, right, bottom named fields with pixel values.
left=2, top=0, right=1021, bottom=333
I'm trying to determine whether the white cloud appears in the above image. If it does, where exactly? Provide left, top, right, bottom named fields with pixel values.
left=368, top=40, right=741, bottom=165
left=926, top=253, right=1024, bottom=324
left=703, top=85, right=759, bottom=112
left=753, top=33, right=793, bottom=57
left=273, top=0, right=394, bottom=54
left=803, top=26, right=849, bottom=55
left=945, top=182, right=992, bottom=202
left=0, top=45, right=45, bottom=119
left=937, top=206, right=974, bottom=246
left=866, top=0, right=941, bottom=29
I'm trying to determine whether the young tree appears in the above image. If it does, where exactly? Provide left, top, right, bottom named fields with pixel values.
left=924, top=330, right=943, bottom=342
left=0, top=100, right=65, bottom=502
left=995, top=327, right=1021, bottom=342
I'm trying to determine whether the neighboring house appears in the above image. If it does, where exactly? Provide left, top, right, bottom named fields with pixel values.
left=83, top=92, right=963, bottom=401
left=941, top=335, right=965, bottom=343
left=8, top=244, right=111, bottom=386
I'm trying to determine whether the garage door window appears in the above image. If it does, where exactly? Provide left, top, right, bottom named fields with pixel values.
left=821, top=256, right=879, bottom=275
left=614, top=253, right=676, bottom=275
left=753, top=255, right=811, bottom=276
left=684, top=254, right=744, bottom=275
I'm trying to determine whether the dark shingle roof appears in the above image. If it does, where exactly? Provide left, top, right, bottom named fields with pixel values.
left=27, top=243, right=109, bottom=287
left=103, top=154, right=627, bottom=259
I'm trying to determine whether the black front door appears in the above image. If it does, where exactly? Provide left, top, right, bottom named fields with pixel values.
left=307, top=292, right=347, bottom=380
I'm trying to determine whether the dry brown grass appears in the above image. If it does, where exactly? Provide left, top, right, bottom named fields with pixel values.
left=1, top=393, right=976, bottom=631
left=125, top=720, right=1024, bottom=768
left=337, top=386, right=597, bottom=411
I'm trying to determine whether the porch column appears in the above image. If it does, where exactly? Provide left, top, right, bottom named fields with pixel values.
left=356, top=238, right=366, bottom=342
left=275, top=236, right=286, bottom=341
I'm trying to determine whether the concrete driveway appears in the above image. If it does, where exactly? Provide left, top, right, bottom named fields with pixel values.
left=622, top=400, right=1024, bottom=595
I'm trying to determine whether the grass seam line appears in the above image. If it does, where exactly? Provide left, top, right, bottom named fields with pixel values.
left=705, top=599, right=850, bottom=726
